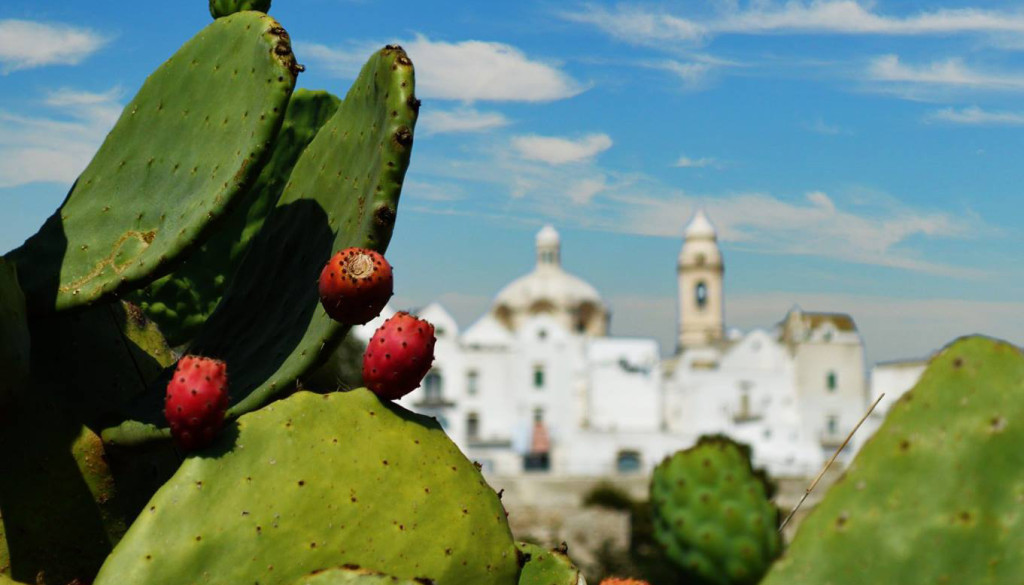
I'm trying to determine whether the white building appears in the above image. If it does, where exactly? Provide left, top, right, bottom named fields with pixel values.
left=355, top=212, right=882, bottom=478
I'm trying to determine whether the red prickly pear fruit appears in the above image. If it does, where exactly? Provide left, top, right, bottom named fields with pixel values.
left=362, top=311, right=436, bottom=400
left=318, top=247, right=393, bottom=325
left=164, top=355, right=229, bottom=451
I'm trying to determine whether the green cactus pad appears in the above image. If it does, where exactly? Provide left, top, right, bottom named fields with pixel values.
left=292, top=566, right=433, bottom=584
left=210, top=0, right=272, bottom=18
left=516, top=542, right=584, bottom=585
left=94, top=390, right=518, bottom=585
left=0, top=259, right=29, bottom=407
left=5, top=11, right=298, bottom=315
left=131, top=89, right=341, bottom=348
left=103, top=46, right=417, bottom=445
left=762, top=336, right=1024, bottom=585
left=0, top=394, right=129, bottom=584
left=29, top=300, right=175, bottom=432
left=650, top=436, right=781, bottom=585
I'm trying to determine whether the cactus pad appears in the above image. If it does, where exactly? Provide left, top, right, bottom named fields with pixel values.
left=516, top=542, right=585, bottom=585
left=0, top=258, right=29, bottom=407
left=292, top=566, right=432, bottom=584
left=0, top=394, right=129, bottom=584
left=94, top=390, right=518, bottom=585
left=210, top=0, right=272, bottom=18
left=29, top=300, right=174, bottom=433
left=650, top=436, right=781, bottom=585
left=762, top=336, right=1024, bottom=585
left=6, top=12, right=297, bottom=315
left=132, top=89, right=341, bottom=347
left=103, top=46, right=418, bottom=445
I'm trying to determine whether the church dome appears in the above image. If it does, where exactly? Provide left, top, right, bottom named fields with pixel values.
left=491, top=225, right=608, bottom=336
left=678, top=209, right=723, bottom=268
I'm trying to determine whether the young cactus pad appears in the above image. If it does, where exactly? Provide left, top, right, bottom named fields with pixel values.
left=102, top=46, right=418, bottom=445
left=93, top=390, right=519, bottom=585
left=516, top=542, right=585, bottom=585
left=5, top=11, right=297, bottom=315
left=762, top=336, right=1024, bottom=585
left=650, top=436, right=781, bottom=585
left=132, top=89, right=341, bottom=348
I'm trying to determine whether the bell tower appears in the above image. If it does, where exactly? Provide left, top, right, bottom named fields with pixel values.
left=677, top=210, right=724, bottom=352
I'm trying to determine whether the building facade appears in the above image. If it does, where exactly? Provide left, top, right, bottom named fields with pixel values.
left=354, top=214, right=884, bottom=478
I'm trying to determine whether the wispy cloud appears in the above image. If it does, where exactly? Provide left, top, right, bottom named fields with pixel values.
left=868, top=55, right=1024, bottom=91
left=0, top=87, right=122, bottom=188
left=674, top=155, right=720, bottom=168
left=301, top=35, right=584, bottom=102
left=419, top=107, right=510, bottom=135
left=0, top=20, right=109, bottom=73
left=926, top=105, right=1024, bottom=125
left=408, top=140, right=989, bottom=279
left=804, top=117, right=845, bottom=134
left=511, top=133, right=613, bottom=165
left=563, top=2, right=1024, bottom=45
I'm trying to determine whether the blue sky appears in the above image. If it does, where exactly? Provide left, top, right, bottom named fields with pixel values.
left=2, top=0, right=1024, bottom=364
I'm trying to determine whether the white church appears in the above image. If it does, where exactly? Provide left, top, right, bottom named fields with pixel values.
left=354, top=212, right=890, bottom=478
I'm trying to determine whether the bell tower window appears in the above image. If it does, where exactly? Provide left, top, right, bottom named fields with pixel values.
left=695, top=281, right=708, bottom=310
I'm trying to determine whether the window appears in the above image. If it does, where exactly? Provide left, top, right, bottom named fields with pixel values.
left=533, top=408, right=544, bottom=423
left=466, top=412, right=480, bottom=440
left=827, top=415, right=838, bottom=435
left=538, top=329, right=547, bottom=340
left=827, top=370, right=837, bottom=392
left=695, top=281, right=708, bottom=310
left=424, top=370, right=443, bottom=401
left=616, top=450, right=642, bottom=473
left=533, top=364, right=545, bottom=389
left=695, top=253, right=706, bottom=266
left=466, top=369, right=479, bottom=395
left=739, top=391, right=751, bottom=418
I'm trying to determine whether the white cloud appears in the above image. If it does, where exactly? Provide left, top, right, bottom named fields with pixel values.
left=0, top=87, right=122, bottom=188
left=567, top=176, right=608, bottom=204
left=926, top=106, right=1024, bottom=125
left=563, top=2, right=1024, bottom=45
left=805, top=117, right=845, bottom=135
left=868, top=54, right=1024, bottom=91
left=301, top=35, right=583, bottom=102
left=511, top=133, right=613, bottom=165
left=0, top=20, right=109, bottom=72
left=419, top=107, right=509, bottom=135
left=658, top=60, right=716, bottom=87
left=674, top=155, right=719, bottom=168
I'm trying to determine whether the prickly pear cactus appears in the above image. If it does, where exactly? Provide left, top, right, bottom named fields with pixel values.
left=516, top=542, right=586, bottom=585
left=210, top=0, right=271, bottom=18
left=102, top=45, right=418, bottom=445
left=762, top=336, right=1024, bottom=585
left=29, top=300, right=175, bottom=432
left=292, top=566, right=432, bottom=584
left=0, top=393, right=129, bottom=584
left=0, top=258, right=29, bottom=407
left=650, top=436, right=781, bottom=585
left=94, top=390, right=519, bottom=585
left=5, top=11, right=298, bottom=315
left=132, top=89, right=341, bottom=347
